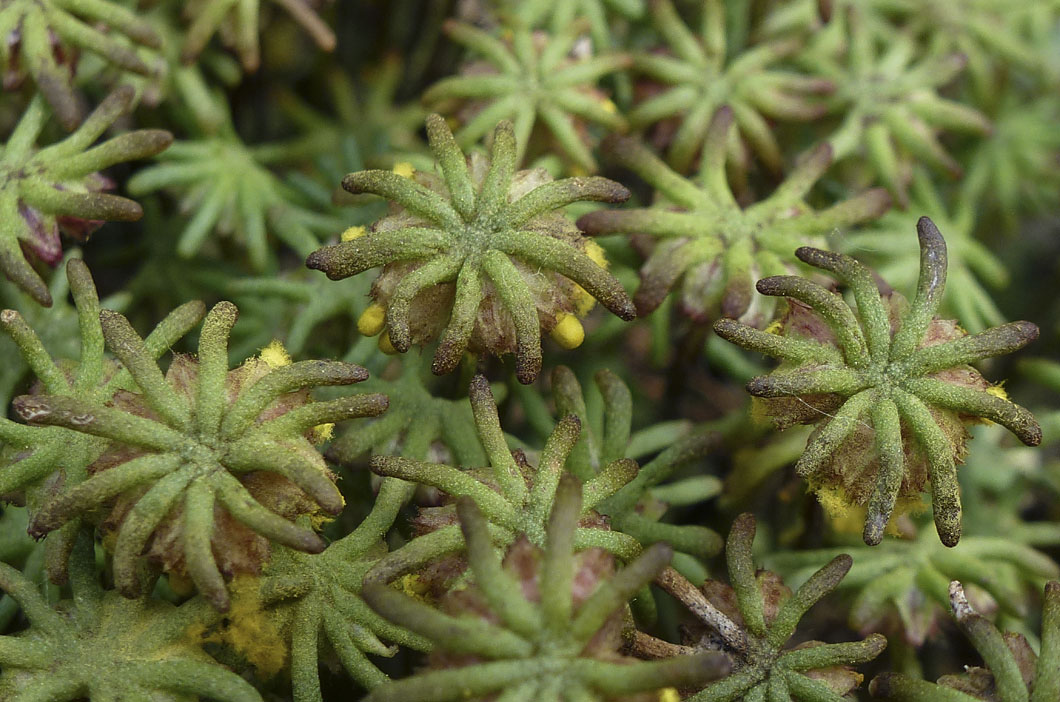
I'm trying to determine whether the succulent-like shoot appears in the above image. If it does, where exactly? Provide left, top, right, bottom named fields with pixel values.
left=649, top=514, right=886, bottom=701
left=103, top=7, right=242, bottom=134
left=713, top=217, right=1041, bottom=546
left=269, top=60, right=428, bottom=185
left=869, top=580, right=1060, bottom=702
left=128, top=124, right=350, bottom=271
left=227, top=267, right=375, bottom=358
left=630, top=0, right=833, bottom=174
left=13, top=302, right=388, bottom=611
left=804, top=7, right=992, bottom=204
left=0, top=532, right=260, bottom=702
left=0, top=259, right=203, bottom=583
left=842, top=170, right=1008, bottom=333
left=0, top=506, right=45, bottom=631
left=872, top=0, right=1056, bottom=88
left=506, top=0, right=644, bottom=107
left=306, top=115, right=636, bottom=384
left=961, top=93, right=1060, bottom=228
left=179, top=0, right=336, bottom=71
left=507, top=0, right=645, bottom=42
left=423, top=18, right=629, bottom=172
left=362, top=476, right=732, bottom=702
left=578, top=107, right=890, bottom=324
left=0, top=250, right=131, bottom=406
left=366, top=375, right=643, bottom=586
left=535, top=366, right=724, bottom=563
left=0, top=0, right=160, bottom=129
left=254, top=479, right=428, bottom=699
left=0, top=87, right=172, bottom=305
left=327, top=357, right=492, bottom=464
left=769, top=524, right=1060, bottom=647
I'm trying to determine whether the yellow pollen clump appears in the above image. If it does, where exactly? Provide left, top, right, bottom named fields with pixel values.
left=814, top=485, right=860, bottom=526
left=659, top=689, right=681, bottom=702
left=585, top=239, right=608, bottom=268
left=571, top=240, right=609, bottom=316
left=601, top=98, right=618, bottom=114
left=311, top=508, right=338, bottom=531
left=550, top=313, right=585, bottom=350
left=816, top=485, right=924, bottom=537
left=764, top=320, right=784, bottom=336
left=341, top=225, right=367, bottom=241
left=196, top=575, right=288, bottom=677
left=357, top=303, right=387, bottom=337
left=392, top=162, right=415, bottom=178
left=986, top=383, right=1009, bottom=400
left=378, top=332, right=398, bottom=355
left=968, top=383, right=1010, bottom=426
left=396, top=573, right=431, bottom=603
left=259, top=340, right=292, bottom=369
left=311, top=422, right=334, bottom=443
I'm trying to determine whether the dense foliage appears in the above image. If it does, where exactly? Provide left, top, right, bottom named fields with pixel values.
left=0, top=1, right=1059, bottom=700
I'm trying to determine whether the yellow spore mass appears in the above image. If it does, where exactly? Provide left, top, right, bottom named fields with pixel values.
left=259, top=340, right=292, bottom=368
left=311, top=422, right=334, bottom=443
left=341, top=225, right=367, bottom=241
left=659, top=689, right=681, bottom=702
left=571, top=240, right=609, bottom=316
left=378, top=332, right=398, bottom=355
left=392, top=162, right=415, bottom=178
left=550, top=313, right=585, bottom=349
left=357, top=303, right=387, bottom=337
left=196, top=575, right=288, bottom=678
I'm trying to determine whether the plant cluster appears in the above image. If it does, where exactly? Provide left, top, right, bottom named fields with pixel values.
left=0, top=1, right=1058, bottom=701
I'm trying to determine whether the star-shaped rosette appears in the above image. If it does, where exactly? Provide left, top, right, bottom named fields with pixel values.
left=640, top=514, right=886, bottom=701
left=0, top=533, right=259, bottom=702
left=0, top=0, right=159, bottom=129
left=579, top=107, right=890, bottom=325
left=306, top=114, right=636, bottom=384
left=0, top=87, right=172, bottom=305
left=714, top=217, right=1040, bottom=546
left=365, top=375, right=646, bottom=587
left=628, top=0, right=833, bottom=174
left=423, top=18, right=629, bottom=172
left=361, top=476, right=731, bottom=702
left=805, top=7, right=992, bottom=205
left=0, top=259, right=202, bottom=583
left=13, top=301, right=388, bottom=610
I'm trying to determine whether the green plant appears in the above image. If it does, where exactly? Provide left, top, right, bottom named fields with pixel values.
left=840, top=169, right=1008, bottom=333
left=0, top=532, right=259, bottom=701
left=13, top=301, right=387, bottom=610
left=628, top=0, right=832, bottom=174
left=643, top=513, right=887, bottom=701
left=423, top=18, right=629, bottom=172
left=179, top=0, right=335, bottom=71
left=578, top=106, right=890, bottom=324
left=306, top=114, right=635, bottom=384
left=1, top=3, right=1059, bottom=700
left=799, top=7, right=992, bottom=205
left=0, top=87, right=171, bottom=305
left=0, top=0, right=160, bottom=129
left=127, top=121, right=353, bottom=271
left=0, top=258, right=202, bottom=582
left=714, top=217, right=1040, bottom=546
left=361, top=476, right=731, bottom=701
left=365, top=375, right=646, bottom=587
left=869, top=579, right=1059, bottom=701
